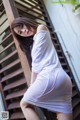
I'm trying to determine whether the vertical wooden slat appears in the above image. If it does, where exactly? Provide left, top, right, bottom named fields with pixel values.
left=2, top=0, right=31, bottom=86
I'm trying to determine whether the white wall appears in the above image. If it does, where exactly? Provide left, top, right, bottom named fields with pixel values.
left=43, top=0, right=80, bottom=90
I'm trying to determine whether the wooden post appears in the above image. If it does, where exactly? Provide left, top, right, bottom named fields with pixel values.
left=2, top=0, right=31, bottom=86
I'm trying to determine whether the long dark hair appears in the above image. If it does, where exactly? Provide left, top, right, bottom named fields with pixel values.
left=11, top=17, right=38, bottom=53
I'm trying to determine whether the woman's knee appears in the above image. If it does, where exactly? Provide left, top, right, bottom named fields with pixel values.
left=20, top=99, right=34, bottom=109
left=20, top=99, right=28, bottom=108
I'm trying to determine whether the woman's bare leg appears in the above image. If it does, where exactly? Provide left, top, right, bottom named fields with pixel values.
left=56, top=112, right=73, bottom=120
left=20, top=100, right=40, bottom=120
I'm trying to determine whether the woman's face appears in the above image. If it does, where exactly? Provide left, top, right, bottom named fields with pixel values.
left=14, top=24, right=35, bottom=37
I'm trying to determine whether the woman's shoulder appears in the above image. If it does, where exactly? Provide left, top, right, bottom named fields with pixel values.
left=37, top=24, right=49, bottom=33
left=33, top=24, right=50, bottom=41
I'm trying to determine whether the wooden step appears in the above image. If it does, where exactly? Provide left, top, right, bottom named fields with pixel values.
left=18, top=8, right=47, bottom=22
left=61, top=63, right=67, bottom=66
left=0, top=41, right=14, bottom=54
left=1, top=68, right=23, bottom=82
left=8, top=101, right=20, bottom=110
left=0, top=59, right=20, bottom=73
left=5, top=88, right=26, bottom=100
left=65, top=69, right=70, bottom=73
left=16, top=0, right=44, bottom=12
left=3, top=78, right=26, bottom=91
left=0, top=9, right=5, bottom=18
left=50, top=32, right=55, bottom=36
left=72, top=90, right=78, bottom=98
left=0, top=50, right=17, bottom=64
left=73, top=105, right=80, bottom=120
left=59, top=56, right=64, bottom=60
left=0, top=2, right=3, bottom=7
left=57, top=49, right=62, bottom=53
left=16, top=0, right=42, bottom=16
left=55, top=44, right=60, bottom=49
left=72, top=98, right=80, bottom=108
left=10, top=111, right=25, bottom=119
left=1, top=18, right=8, bottom=28
left=72, top=84, right=75, bottom=88
left=0, top=33, right=12, bottom=45
left=51, top=37, right=57, bottom=41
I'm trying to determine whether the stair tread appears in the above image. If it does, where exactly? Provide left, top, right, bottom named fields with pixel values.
left=73, top=105, right=80, bottom=119
left=57, top=49, right=62, bottom=52
left=0, top=59, right=20, bottom=73
left=59, top=56, right=64, bottom=59
left=0, top=50, right=17, bottom=64
left=72, top=84, right=75, bottom=88
left=72, top=98, right=80, bottom=108
left=51, top=37, right=57, bottom=41
left=3, top=78, right=26, bottom=91
left=1, top=68, right=23, bottom=82
left=8, top=101, right=20, bottom=110
left=65, top=69, right=70, bottom=73
left=0, top=33, right=12, bottom=45
left=61, top=63, right=67, bottom=66
left=5, top=88, right=26, bottom=100
left=0, top=41, right=14, bottom=54
left=10, top=111, right=25, bottom=119
left=72, top=90, right=78, bottom=97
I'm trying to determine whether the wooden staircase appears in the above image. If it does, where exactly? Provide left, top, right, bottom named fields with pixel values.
left=0, top=0, right=80, bottom=120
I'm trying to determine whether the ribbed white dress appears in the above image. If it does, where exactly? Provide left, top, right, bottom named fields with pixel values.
left=22, top=30, right=72, bottom=114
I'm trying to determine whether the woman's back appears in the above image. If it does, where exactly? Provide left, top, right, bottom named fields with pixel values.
left=31, top=28, right=62, bottom=73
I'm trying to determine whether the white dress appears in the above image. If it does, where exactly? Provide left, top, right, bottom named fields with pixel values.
left=22, top=30, right=72, bottom=114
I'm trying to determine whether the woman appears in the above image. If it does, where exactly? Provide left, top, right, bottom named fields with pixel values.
left=11, top=17, right=72, bottom=120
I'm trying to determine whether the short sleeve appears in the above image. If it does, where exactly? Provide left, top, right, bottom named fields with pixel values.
left=31, top=30, right=50, bottom=73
